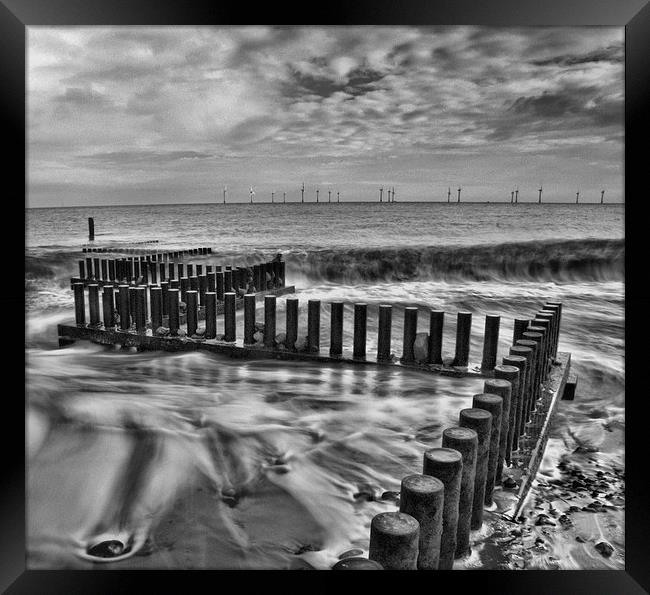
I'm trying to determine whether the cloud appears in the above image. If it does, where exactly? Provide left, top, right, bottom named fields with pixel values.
left=531, top=44, right=623, bottom=66
left=80, top=150, right=215, bottom=165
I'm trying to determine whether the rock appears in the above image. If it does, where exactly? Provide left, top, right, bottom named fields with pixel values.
left=275, top=332, right=286, bottom=346
left=179, top=301, right=187, bottom=314
left=338, top=549, right=364, bottom=560
left=413, top=332, right=429, bottom=363
left=195, top=327, right=205, bottom=337
left=155, top=326, right=170, bottom=337
left=503, top=476, right=518, bottom=489
left=534, top=514, right=556, bottom=526
left=576, top=535, right=587, bottom=543
left=353, top=491, right=375, bottom=502
left=332, top=557, right=383, bottom=570
left=380, top=491, right=400, bottom=502
left=175, top=329, right=187, bottom=338
left=558, top=514, right=573, bottom=527
left=87, top=539, right=130, bottom=558
left=253, top=331, right=264, bottom=343
left=595, top=541, right=614, bottom=557
left=295, top=544, right=319, bottom=555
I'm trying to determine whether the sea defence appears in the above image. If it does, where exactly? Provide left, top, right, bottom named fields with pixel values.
left=57, top=246, right=573, bottom=570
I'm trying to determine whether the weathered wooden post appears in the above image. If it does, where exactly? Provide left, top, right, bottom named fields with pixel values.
left=189, top=276, right=199, bottom=294
left=150, top=286, right=162, bottom=331
left=198, top=275, right=207, bottom=306
left=513, top=318, right=529, bottom=344
left=133, top=259, right=140, bottom=280
left=168, top=288, right=180, bottom=335
left=102, top=286, right=115, bottom=328
left=244, top=294, right=256, bottom=345
left=88, top=284, right=100, bottom=326
left=471, top=394, right=503, bottom=505
left=442, top=427, right=478, bottom=559
left=100, top=259, right=108, bottom=281
left=118, top=285, right=130, bottom=330
left=280, top=261, right=286, bottom=286
left=264, top=295, right=276, bottom=347
left=353, top=303, right=367, bottom=359
left=401, top=307, right=418, bottom=363
left=509, top=345, right=534, bottom=438
left=186, top=290, right=198, bottom=336
left=160, top=281, right=169, bottom=316
left=196, top=264, right=203, bottom=276
left=399, top=474, right=444, bottom=570
left=85, top=257, right=93, bottom=279
left=224, top=292, right=236, bottom=342
left=480, top=314, right=500, bottom=371
left=177, top=262, right=184, bottom=280
left=135, top=287, right=146, bottom=334
left=187, top=264, right=194, bottom=278
left=516, top=338, right=539, bottom=427
left=428, top=310, right=444, bottom=365
left=307, top=299, right=320, bottom=352
left=369, top=512, right=420, bottom=570
left=459, top=408, right=492, bottom=529
left=205, top=292, right=217, bottom=339
left=159, top=261, right=166, bottom=283
left=285, top=297, right=298, bottom=350
left=73, top=283, right=85, bottom=326
left=521, top=331, right=544, bottom=408
left=168, top=262, right=176, bottom=281
left=502, top=354, right=528, bottom=452
left=330, top=301, right=344, bottom=356
left=544, top=302, right=562, bottom=357
left=180, top=277, right=189, bottom=303
left=493, top=365, right=520, bottom=464
left=207, top=272, right=216, bottom=293
left=483, top=378, right=511, bottom=485
left=453, top=312, right=472, bottom=367
left=531, top=319, right=552, bottom=377
left=88, top=217, right=95, bottom=241
left=128, top=286, right=137, bottom=320
left=224, top=270, right=233, bottom=294
left=423, top=448, right=462, bottom=570
left=216, top=272, right=225, bottom=300
left=93, top=257, right=100, bottom=280
left=377, top=304, right=392, bottom=361
left=108, top=259, right=116, bottom=281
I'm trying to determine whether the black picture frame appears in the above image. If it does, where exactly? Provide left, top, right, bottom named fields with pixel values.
left=7, top=1, right=649, bottom=592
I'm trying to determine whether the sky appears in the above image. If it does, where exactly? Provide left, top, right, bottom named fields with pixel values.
left=27, top=26, right=624, bottom=206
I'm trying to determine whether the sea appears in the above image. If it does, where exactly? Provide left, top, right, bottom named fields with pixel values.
left=25, top=202, right=625, bottom=570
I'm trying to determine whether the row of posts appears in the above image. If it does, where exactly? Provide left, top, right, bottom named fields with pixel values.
left=82, top=244, right=200, bottom=254
left=76, top=256, right=285, bottom=295
left=337, top=302, right=563, bottom=570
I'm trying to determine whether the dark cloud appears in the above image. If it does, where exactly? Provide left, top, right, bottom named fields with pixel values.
left=80, top=150, right=214, bottom=165
left=53, top=87, right=114, bottom=107
left=531, top=44, right=623, bottom=67
left=285, top=65, right=385, bottom=99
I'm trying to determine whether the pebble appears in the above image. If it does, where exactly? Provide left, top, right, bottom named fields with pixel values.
left=503, top=476, right=518, bottom=489
left=338, top=549, right=364, bottom=560
left=86, top=539, right=128, bottom=558
left=595, top=541, right=614, bottom=557
left=380, top=491, right=400, bottom=502
left=534, top=514, right=556, bottom=526
left=155, top=326, right=170, bottom=337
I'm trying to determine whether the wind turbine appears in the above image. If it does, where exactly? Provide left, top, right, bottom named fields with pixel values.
left=301, top=182, right=305, bottom=203
left=515, top=186, right=519, bottom=203
left=457, top=186, right=461, bottom=203
left=337, top=191, right=340, bottom=203
left=510, top=189, right=514, bottom=204
left=600, top=190, right=605, bottom=204
left=272, top=191, right=275, bottom=203
left=328, top=189, right=331, bottom=203
left=575, top=189, right=580, bottom=204
left=380, top=186, right=383, bottom=202
left=223, top=185, right=227, bottom=204
left=316, top=188, right=319, bottom=203
left=538, top=184, right=543, bottom=204
left=283, top=192, right=286, bottom=203
left=392, top=187, right=396, bottom=202
left=447, top=187, right=451, bottom=203
left=249, top=186, right=255, bottom=204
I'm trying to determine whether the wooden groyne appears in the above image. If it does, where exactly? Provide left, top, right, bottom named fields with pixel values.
left=57, top=260, right=572, bottom=570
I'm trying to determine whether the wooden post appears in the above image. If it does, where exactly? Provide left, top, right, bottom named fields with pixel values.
left=159, top=261, right=166, bottom=282
left=189, top=276, right=199, bottom=294
left=160, top=281, right=169, bottom=316
left=422, top=448, right=462, bottom=570
left=180, top=277, right=189, bottom=303
left=515, top=339, right=539, bottom=428
left=108, top=259, right=116, bottom=281
left=442, top=427, right=478, bottom=559
left=453, top=312, right=472, bottom=367
left=100, top=259, right=108, bottom=281
left=280, top=261, right=286, bottom=286
left=207, top=272, right=216, bottom=293
left=186, top=290, right=198, bottom=336
left=369, top=512, right=419, bottom=570
left=224, top=292, right=236, bottom=341
left=428, top=310, right=444, bottom=365
left=401, top=307, right=418, bottom=363
left=88, top=284, right=100, bottom=326
left=377, top=304, right=392, bottom=361
left=187, top=264, right=194, bottom=278
left=196, top=264, right=203, bottom=276
left=88, top=217, right=94, bottom=241
left=483, top=378, right=511, bottom=485
left=244, top=294, right=256, bottom=345
left=77, top=260, right=85, bottom=281
left=216, top=271, right=225, bottom=300
left=399, top=474, right=444, bottom=570
left=480, top=314, right=500, bottom=371
left=205, top=292, right=217, bottom=339
left=150, top=286, right=162, bottom=331
left=135, top=287, right=146, bottom=334
left=459, top=408, right=492, bottom=529
left=521, top=331, right=544, bottom=411
left=224, top=270, right=233, bottom=294
left=198, top=275, right=207, bottom=306
left=307, top=299, right=320, bottom=352
left=285, top=297, right=298, bottom=350
left=101, top=286, right=115, bottom=328
left=513, top=318, right=529, bottom=344
left=502, top=355, right=527, bottom=452
left=544, top=302, right=562, bottom=357
left=509, top=345, right=534, bottom=439
left=353, top=303, right=367, bottom=359
left=531, top=319, right=551, bottom=378
left=471, top=394, right=503, bottom=505
left=118, top=285, right=130, bottom=330
left=537, top=310, right=557, bottom=363
left=264, top=295, right=276, bottom=347
left=93, top=257, right=100, bottom=280
left=493, top=365, right=520, bottom=465
left=330, top=301, right=344, bottom=356
left=128, top=286, right=137, bottom=320
left=177, top=262, right=184, bottom=280
left=168, top=288, right=180, bottom=335
left=73, top=283, right=85, bottom=326
left=168, top=262, right=176, bottom=281
left=85, top=257, right=93, bottom=279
